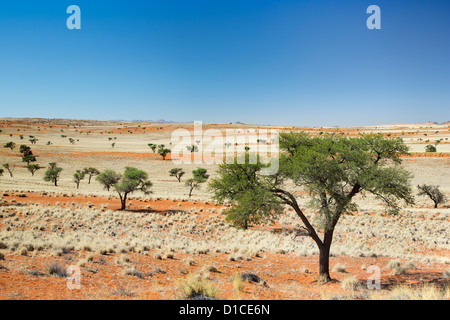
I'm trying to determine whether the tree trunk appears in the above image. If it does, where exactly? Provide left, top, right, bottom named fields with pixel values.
left=319, top=228, right=335, bottom=282
left=120, top=193, right=128, bottom=210
left=54, top=179, right=58, bottom=186
left=318, top=243, right=331, bottom=282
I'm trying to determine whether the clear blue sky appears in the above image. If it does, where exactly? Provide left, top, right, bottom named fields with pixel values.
left=0, top=0, right=449, bottom=127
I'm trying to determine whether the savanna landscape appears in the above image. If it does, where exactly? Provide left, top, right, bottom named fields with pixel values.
left=0, top=118, right=449, bottom=300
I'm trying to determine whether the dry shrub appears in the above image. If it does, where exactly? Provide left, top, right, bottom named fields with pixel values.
left=340, top=276, right=361, bottom=291
left=46, top=262, right=67, bottom=277
left=178, top=273, right=219, bottom=300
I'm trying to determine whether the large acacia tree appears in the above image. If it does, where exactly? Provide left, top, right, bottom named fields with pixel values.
left=209, top=132, right=415, bottom=282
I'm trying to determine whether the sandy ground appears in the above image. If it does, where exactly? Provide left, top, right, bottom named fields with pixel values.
left=0, top=118, right=449, bottom=300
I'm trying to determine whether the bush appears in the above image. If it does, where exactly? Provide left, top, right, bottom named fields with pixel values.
left=425, top=145, right=437, bottom=152
left=178, top=274, right=219, bottom=300
left=332, top=263, right=347, bottom=273
left=124, top=267, right=143, bottom=278
left=340, top=276, right=361, bottom=291
left=47, top=262, right=67, bottom=277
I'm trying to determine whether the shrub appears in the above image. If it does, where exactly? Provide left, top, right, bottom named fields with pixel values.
left=124, top=267, right=143, bottom=278
left=47, top=262, right=67, bottom=277
left=332, top=263, right=347, bottom=273
left=178, top=274, right=219, bottom=300
left=340, top=276, right=361, bottom=291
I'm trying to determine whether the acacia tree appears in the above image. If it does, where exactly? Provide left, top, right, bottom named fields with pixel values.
left=114, top=167, right=152, bottom=210
left=169, top=168, right=185, bottom=182
left=186, top=168, right=209, bottom=198
left=158, top=146, right=171, bottom=160
left=4, top=142, right=15, bottom=150
left=96, top=169, right=121, bottom=191
left=73, top=170, right=86, bottom=189
left=209, top=133, right=415, bottom=282
left=425, top=145, right=437, bottom=153
left=43, top=162, right=63, bottom=186
left=27, top=164, right=42, bottom=176
left=417, top=184, right=447, bottom=208
left=83, top=167, right=100, bottom=184
left=20, top=145, right=36, bottom=165
left=2, top=163, right=15, bottom=177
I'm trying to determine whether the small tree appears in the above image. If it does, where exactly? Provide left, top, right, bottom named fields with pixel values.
left=96, top=169, right=121, bottom=191
left=22, top=155, right=37, bottom=165
left=19, top=145, right=36, bottom=164
left=29, top=138, right=38, bottom=145
left=19, top=145, right=32, bottom=156
left=185, top=168, right=209, bottom=198
left=425, top=145, right=437, bottom=153
left=114, top=167, right=152, bottom=210
left=43, top=163, right=63, bottom=186
left=169, top=168, right=185, bottom=182
left=73, top=170, right=86, bottom=189
left=83, top=167, right=100, bottom=184
left=148, top=143, right=157, bottom=153
left=417, top=184, right=447, bottom=208
left=4, top=142, right=15, bottom=150
left=2, top=163, right=15, bottom=177
left=27, top=164, right=42, bottom=176
left=186, top=145, right=199, bottom=152
left=69, top=138, right=75, bottom=145
left=158, top=147, right=171, bottom=160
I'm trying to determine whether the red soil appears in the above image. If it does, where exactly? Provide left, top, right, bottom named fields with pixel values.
left=0, top=193, right=448, bottom=300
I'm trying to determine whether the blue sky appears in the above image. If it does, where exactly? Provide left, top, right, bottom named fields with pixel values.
left=0, top=0, right=449, bottom=126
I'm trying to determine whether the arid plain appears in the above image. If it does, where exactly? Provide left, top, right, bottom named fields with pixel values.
left=0, top=118, right=449, bottom=300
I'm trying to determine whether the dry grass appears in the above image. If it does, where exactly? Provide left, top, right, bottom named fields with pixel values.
left=177, top=273, right=219, bottom=300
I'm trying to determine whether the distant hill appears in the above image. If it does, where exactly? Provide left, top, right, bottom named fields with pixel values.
left=441, top=120, right=450, bottom=125
left=131, top=119, right=179, bottom=123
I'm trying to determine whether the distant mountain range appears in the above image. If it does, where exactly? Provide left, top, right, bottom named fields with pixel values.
left=128, top=119, right=248, bottom=125
left=425, top=121, right=450, bottom=125
left=130, top=119, right=179, bottom=123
